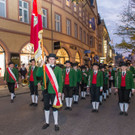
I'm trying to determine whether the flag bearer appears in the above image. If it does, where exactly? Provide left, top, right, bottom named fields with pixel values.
left=115, top=62, right=135, bottom=116
left=37, top=54, right=63, bottom=131
left=81, top=66, right=88, bottom=99
left=108, top=65, right=115, bottom=95
left=63, top=61, right=76, bottom=111
left=72, top=63, right=82, bottom=104
left=87, top=63, right=103, bottom=112
left=100, top=65, right=108, bottom=102
left=28, top=59, right=40, bottom=107
left=4, top=62, right=19, bottom=103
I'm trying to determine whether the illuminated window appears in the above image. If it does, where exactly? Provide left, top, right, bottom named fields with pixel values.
left=42, top=8, right=47, bottom=28
left=0, top=0, right=6, bottom=17
left=79, top=6, right=82, bottom=17
left=73, top=1, right=77, bottom=12
left=56, top=48, right=69, bottom=64
left=66, top=0, right=70, bottom=7
left=19, top=0, right=29, bottom=23
left=75, top=52, right=81, bottom=64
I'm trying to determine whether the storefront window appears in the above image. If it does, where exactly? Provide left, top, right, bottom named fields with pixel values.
left=56, top=48, right=69, bottom=64
left=0, top=45, right=5, bottom=77
left=75, top=52, right=81, bottom=64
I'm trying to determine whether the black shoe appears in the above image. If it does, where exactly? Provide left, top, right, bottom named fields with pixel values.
left=125, top=112, right=128, bottom=116
left=69, top=107, right=72, bottom=111
left=95, top=109, right=99, bottom=113
left=104, top=99, right=106, bottom=101
left=64, top=107, right=69, bottom=110
left=29, top=103, right=35, bottom=106
left=73, top=101, right=76, bottom=104
left=92, top=109, right=96, bottom=112
left=13, top=95, right=16, bottom=99
left=34, top=103, right=38, bottom=107
left=99, top=102, right=102, bottom=105
left=42, top=123, right=49, bottom=129
left=109, top=93, right=111, bottom=95
left=11, top=100, right=14, bottom=103
left=55, top=125, right=59, bottom=131
left=120, top=112, right=124, bottom=115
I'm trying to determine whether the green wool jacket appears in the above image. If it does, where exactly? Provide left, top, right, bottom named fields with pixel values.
left=36, top=66, right=63, bottom=94
left=102, top=70, right=108, bottom=85
left=4, top=68, right=19, bottom=83
left=82, top=70, right=88, bottom=84
left=63, top=68, right=77, bottom=87
left=75, top=69, right=82, bottom=83
left=115, top=71, right=135, bottom=90
left=87, top=70, right=103, bottom=87
left=28, top=66, right=39, bottom=85
left=108, top=69, right=115, bottom=79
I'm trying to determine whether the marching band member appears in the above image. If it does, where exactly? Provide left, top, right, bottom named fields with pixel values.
left=100, top=65, right=108, bottom=102
left=72, top=63, right=82, bottom=104
left=37, top=54, right=63, bottom=131
left=115, top=62, right=135, bottom=116
left=4, top=62, right=19, bottom=103
left=87, top=63, right=103, bottom=112
left=63, top=61, right=76, bottom=111
left=81, top=66, right=88, bottom=99
left=108, top=65, right=115, bottom=95
left=28, top=59, right=40, bottom=106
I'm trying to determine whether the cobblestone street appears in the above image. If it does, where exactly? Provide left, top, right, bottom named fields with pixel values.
left=0, top=90, right=135, bottom=135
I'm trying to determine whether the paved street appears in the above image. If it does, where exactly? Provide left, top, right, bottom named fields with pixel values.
left=0, top=90, right=135, bottom=135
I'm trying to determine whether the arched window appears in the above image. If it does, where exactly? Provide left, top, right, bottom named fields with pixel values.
left=20, top=43, right=48, bottom=65
left=0, top=45, right=5, bottom=77
left=56, top=48, right=69, bottom=64
left=75, top=52, right=81, bottom=64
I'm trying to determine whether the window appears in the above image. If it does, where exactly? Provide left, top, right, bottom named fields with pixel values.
left=55, top=14, right=61, bottom=32
left=73, top=1, right=77, bottom=12
left=83, top=11, right=85, bottom=22
left=19, top=0, right=29, bottom=23
left=74, top=23, right=78, bottom=38
left=42, top=8, right=47, bottom=28
left=86, top=13, right=88, bottom=26
left=89, top=18, right=92, bottom=28
left=66, top=19, right=71, bottom=35
left=0, top=0, right=6, bottom=17
left=66, top=0, right=70, bottom=7
left=87, top=34, right=89, bottom=45
left=80, top=27, right=82, bottom=41
left=83, top=31, right=86, bottom=43
left=79, top=6, right=82, bottom=17
left=90, top=36, right=94, bottom=47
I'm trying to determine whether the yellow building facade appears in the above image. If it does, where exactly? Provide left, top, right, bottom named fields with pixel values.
left=0, top=0, right=103, bottom=77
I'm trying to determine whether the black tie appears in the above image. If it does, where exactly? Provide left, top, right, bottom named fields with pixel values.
left=50, top=65, right=55, bottom=70
left=94, top=72, right=96, bottom=75
left=123, top=72, right=125, bottom=76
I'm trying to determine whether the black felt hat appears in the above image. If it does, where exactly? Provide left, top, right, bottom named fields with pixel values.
left=8, top=61, right=14, bottom=65
left=30, top=59, right=35, bottom=62
left=81, top=65, right=86, bottom=69
left=47, top=53, right=58, bottom=59
left=92, top=63, right=99, bottom=67
left=108, top=65, right=112, bottom=68
left=120, top=62, right=128, bottom=67
left=64, top=60, right=71, bottom=64
left=72, top=63, right=78, bottom=67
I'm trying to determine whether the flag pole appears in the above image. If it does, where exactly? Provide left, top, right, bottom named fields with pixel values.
left=41, top=40, right=47, bottom=89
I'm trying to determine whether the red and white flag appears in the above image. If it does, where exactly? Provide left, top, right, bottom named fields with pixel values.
left=30, top=0, right=43, bottom=61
